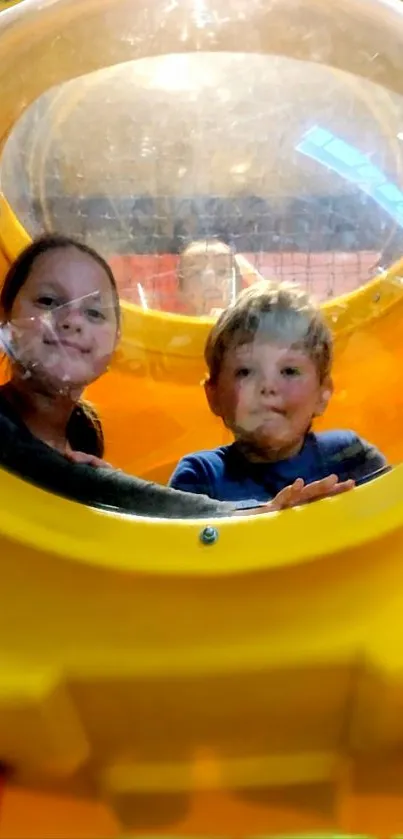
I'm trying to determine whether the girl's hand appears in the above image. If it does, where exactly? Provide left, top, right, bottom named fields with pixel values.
left=238, top=474, right=354, bottom=516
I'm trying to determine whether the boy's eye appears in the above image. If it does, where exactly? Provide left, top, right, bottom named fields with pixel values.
left=235, top=366, right=252, bottom=379
left=282, top=366, right=301, bottom=377
left=85, top=307, right=106, bottom=322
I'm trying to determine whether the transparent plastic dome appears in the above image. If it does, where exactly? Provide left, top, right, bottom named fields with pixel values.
left=2, top=0, right=403, bottom=313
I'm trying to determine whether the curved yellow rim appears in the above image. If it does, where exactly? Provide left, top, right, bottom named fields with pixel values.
left=0, top=459, right=400, bottom=576
left=0, top=0, right=26, bottom=8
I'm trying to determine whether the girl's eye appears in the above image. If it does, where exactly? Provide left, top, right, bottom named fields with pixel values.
left=235, top=366, right=252, bottom=379
left=36, top=295, right=57, bottom=308
left=85, top=308, right=106, bottom=322
left=282, top=366, right=301, bottom=378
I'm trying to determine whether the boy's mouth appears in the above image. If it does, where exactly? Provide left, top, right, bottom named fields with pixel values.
left=259, top=405, right=285, bottom=415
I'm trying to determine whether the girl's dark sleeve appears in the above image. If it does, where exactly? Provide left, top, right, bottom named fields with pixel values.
left=0, top=414, right=237, bottom=519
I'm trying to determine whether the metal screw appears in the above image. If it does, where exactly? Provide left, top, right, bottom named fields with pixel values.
left=200, top=526, right=219, bottom=546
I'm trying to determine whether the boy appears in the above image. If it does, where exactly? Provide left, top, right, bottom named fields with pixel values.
left=169, top=281, right=387, bottom=502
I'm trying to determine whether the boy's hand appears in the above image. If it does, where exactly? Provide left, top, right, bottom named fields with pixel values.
left=66, top=450, right=113, bottom=469
left=270, top=474, right=354, bottom=510
left=238, top=474, right=354, bottom=516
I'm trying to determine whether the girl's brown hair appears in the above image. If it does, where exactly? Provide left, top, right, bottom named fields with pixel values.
left=0, top=234, right=121, bottom=458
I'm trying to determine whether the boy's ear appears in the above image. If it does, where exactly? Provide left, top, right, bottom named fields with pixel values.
left=314, top=376, right=333, bottom=417
left=204, top=378, right=222, bottom=417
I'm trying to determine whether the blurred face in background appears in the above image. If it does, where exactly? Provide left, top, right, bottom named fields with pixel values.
left=179, top=241, right=238, bottom=316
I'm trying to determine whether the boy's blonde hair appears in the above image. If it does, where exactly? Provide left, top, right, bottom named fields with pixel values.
left=205, top=280, right=333, bottom=385
left=178, top=239, right=242, bottom=290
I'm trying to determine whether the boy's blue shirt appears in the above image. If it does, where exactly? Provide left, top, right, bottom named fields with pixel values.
left=169, top=430, right=388, bottom=501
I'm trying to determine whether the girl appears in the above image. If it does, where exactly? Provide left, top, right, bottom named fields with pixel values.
left=0, top=235, right=352, bottom=517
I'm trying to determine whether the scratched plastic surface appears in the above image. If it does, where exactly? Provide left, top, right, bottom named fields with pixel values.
left=3, top=1, right=403, bottom=312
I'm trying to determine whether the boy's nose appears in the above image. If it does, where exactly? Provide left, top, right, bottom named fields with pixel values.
left=260, top=375, right=278, bottom=395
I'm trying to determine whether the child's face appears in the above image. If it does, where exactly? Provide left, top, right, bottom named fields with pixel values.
left=180, top=251, right=235, bottom=315
left=205, top=339, right=331, bottom=458
left=7, top=247, right=119, bottom=392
